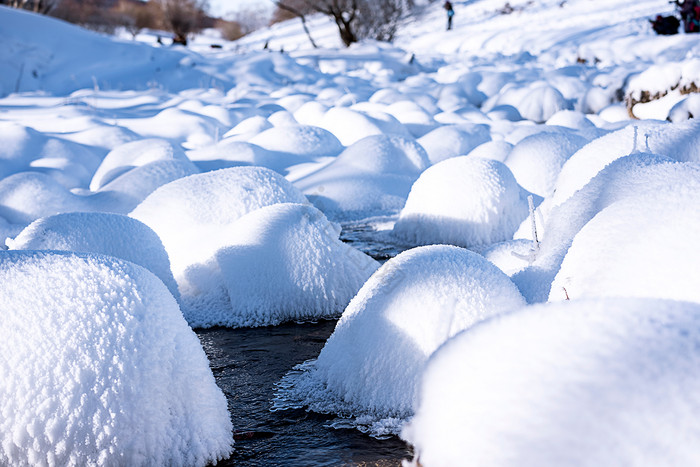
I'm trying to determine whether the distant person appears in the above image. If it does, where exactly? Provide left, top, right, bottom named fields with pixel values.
left=674, top=0, right=700, bottom=32
left=444, top=1, right=455, bottom=30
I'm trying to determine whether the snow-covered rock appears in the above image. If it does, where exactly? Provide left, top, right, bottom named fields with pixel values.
left=129, top=166, right=309, bottom=278
left=89, top=139, right=193, bottom=191
left=294, top=134, right=430, bottom=219
left=274, top=245, right=525, bottom=435
left=0, top=250, right=232, bottom=466
left=504, top=131, right=588, bottom=198
left=181, top=203, right=379, bottom=328
left=7, top=212, right=180, bottom=301
left=393, top=157, right=530, bottom=249
left=550, top=187, right=700, bottom=303
left=404, top=298, right=700, bottom=467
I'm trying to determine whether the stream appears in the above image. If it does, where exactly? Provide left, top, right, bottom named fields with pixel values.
left=196, top=216, right=412, bottom=466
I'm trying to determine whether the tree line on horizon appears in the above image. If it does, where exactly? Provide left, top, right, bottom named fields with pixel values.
left=2, top=0, right=431, bottom=47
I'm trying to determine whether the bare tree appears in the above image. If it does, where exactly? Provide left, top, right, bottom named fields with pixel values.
left=272, top=0, right=414, bottom=47
left=114, top=0, right=159, bottom=39
left=5, top=0, right=61, bottom=14
left=157, top=0, right=208, bottom=45
left=50, top=0, right=120, bottom=33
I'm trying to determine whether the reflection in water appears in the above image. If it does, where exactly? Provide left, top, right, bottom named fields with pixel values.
left=197, top=321, right=411, bottom=466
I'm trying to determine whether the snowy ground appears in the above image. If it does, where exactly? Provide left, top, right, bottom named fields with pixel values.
left=2, top=0, right=700, bottom=464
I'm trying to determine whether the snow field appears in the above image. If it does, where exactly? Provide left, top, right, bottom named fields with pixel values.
left=1, top=0, right=700, bottom=462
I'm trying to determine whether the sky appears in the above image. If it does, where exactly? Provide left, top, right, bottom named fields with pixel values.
left=207, top=0, right=275, bottom=19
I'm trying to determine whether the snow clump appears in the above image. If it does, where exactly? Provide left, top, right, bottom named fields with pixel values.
left=6, top=212, right=180, bottom=301
left=129, top=166, right=309, bottom=278
left=274, top=245, right=525, bottom=435
left=392, top=157, right=530, bottom=249
left=294, top=134, right=430, bottom=220
left=0, top=250, right=233, bottom=466
left=550, top=186, right=700, bottom=304
left=180, top=203, right=379, bottom=328
left=403, top=298, right=700, bottom=467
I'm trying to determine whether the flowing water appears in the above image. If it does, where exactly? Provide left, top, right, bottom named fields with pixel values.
left=196, top=217, right=412, bottom=466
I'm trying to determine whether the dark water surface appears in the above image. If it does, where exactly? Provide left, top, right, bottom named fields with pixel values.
left=197, top=322, right=411, bottom=466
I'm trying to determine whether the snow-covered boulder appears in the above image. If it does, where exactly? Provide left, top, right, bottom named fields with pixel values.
left=248, top=124, right=344, bottom=158
left=517, top=83, right=572, bottom=123
left=7, top=212, right=179, bottom=301
left=89, top=138, right=193, bottom=191
left=0, top=172, right=89, bottom=225
left=181, top=203, right=379, bottom=328
left=512, top=154, right=689, bottom=303
left=466, top=140, right=513, bottom=163
left=417, top=124, right=490, bottom=165
left=504, top=131, right=588, bottom=198
left=129, top=167, right=309, bottom=278
left=392, top=157, right=530, bottom=249
left=274, top=245, right=525, bottom=435
left=0, top=250, right=232, bottom=466
left=552, top=120, right=700, bottom=207
left=95, top=160, right=200, bottom=213
left=294, top=134, right=430, bottom=219
left=549, top=187, right=700, bottom=303
left=403, top=298, right=700, bottom=467
left=317, top=107, right=411, bottom=146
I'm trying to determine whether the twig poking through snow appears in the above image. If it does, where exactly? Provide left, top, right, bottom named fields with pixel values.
left=512, top=195, right=540, bottom=266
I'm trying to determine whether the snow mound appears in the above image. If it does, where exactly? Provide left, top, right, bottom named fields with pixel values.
left=294, top=134, right=430, bottom=219
left=417, top=124, right=490, bottom=165
left=274, top=245, right=525, bottom=435
left=0, top=250, right=232, bottom=466
left=317, top=107, right=412, bottom=146
left=403, top=298, right=700, bottom=467
left=181, top=203, right=379, bottom=328
left=504, top=131, right=588, bottom=198
left=90, top=138, right=192, bottom=191
left=7, top=212, right=179, bottom=301
left=186, top=139, right=285, bottom=173
left=392, top=157, right=530, bottom=249
left=517, top=83, right=572, bottom=123
left=0, top=172, right=89, bottom=225
left=248, top=125, right=344, bottom=158
left=0, top=121, right=101, bottom=186
left=129, top=167, right=309, bottom=278
left=552, top=120, right=700, bottom=207
left=466, top=140, right=513, bottom=163
left=95, top=159, right=200, bottom=213
left=512, top=154, right=686, bottom=303
left=549, top=186, right=700, bottom=303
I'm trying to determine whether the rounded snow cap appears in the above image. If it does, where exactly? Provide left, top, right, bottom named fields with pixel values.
left=393, top=157, right=530, bottom=249
left=404, top=298, right=700, bottom=467
left=274, top=245, right=524, bottom=436
left=7, top=211, right=180, bottom=302
left=0, top=250, right=232, bottom=466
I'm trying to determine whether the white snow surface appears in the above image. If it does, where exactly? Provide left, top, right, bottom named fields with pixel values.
left=0, top=250, right=232, bottom=466
left=180, top=203, right=379, bottom=328
left=403, top=298, right=700, bottom=467
left=129, top=166, right=309, bottom=278
left=2, top=0, right=700, bottom=453
left=550, top=187, right=700, bottom=303
left=274, top=245, right=525, bottom=435
left=393, top=157, right=530, bottom=249
left=6, top=212, right=180, bottom=301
